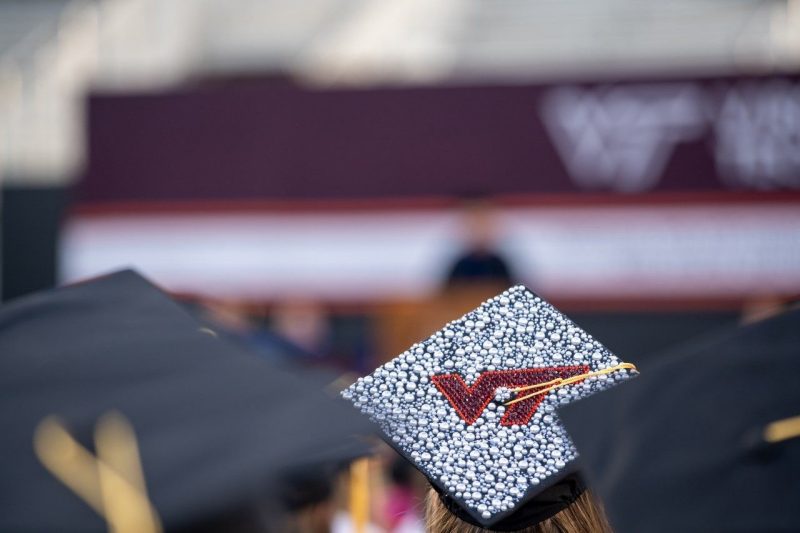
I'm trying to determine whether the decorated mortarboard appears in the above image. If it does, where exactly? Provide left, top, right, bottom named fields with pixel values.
left=342, top=286, right=637, bottom=530
left=559, top=308, right=800, bottom=533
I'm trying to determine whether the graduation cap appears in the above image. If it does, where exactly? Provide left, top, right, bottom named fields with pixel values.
left=0, top=270, right=376, bottom=532
left=559, top=308, right=800, bottom=533
left=342, top=285, right=637, bottom=530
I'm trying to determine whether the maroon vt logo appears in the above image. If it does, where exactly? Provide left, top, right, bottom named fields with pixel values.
left=431, top=366, right=589, bottom=427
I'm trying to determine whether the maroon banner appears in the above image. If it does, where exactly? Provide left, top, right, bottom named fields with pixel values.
left=82, top=73, right=800, bottom=203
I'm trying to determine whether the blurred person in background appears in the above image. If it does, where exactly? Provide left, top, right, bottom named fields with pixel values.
left=279, top=467, right=343, bottom=533
left=271, top=299, right=333, bottom=358
left=444, top=197, right=516, bottom=289
left=189, top=298, right=321, bottom=365
left=383, top=456, right=425, bottom=533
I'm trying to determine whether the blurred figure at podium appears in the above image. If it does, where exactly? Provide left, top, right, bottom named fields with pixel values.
left=444, top=196, right=515, bottom=289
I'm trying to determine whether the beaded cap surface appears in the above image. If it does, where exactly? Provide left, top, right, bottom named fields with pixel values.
left=342, top=286, right=636, bottom=525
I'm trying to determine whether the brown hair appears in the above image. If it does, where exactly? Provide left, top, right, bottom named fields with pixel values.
left=424, top=487, right=614, bottom=533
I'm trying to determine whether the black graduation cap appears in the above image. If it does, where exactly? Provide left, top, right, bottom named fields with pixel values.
left=559, top=308, right=800, bottom=533
left=0, top=270, right=376, bottom=532
left=342, top=286, right=637, bottom=530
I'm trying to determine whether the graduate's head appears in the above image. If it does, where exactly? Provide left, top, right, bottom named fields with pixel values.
left=342, top=285, right=638, bottom=532
left=425, top=484, right=612, bottom=533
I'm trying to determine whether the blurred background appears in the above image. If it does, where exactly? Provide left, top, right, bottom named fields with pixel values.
left=1, top=0, right=800, bottom=529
